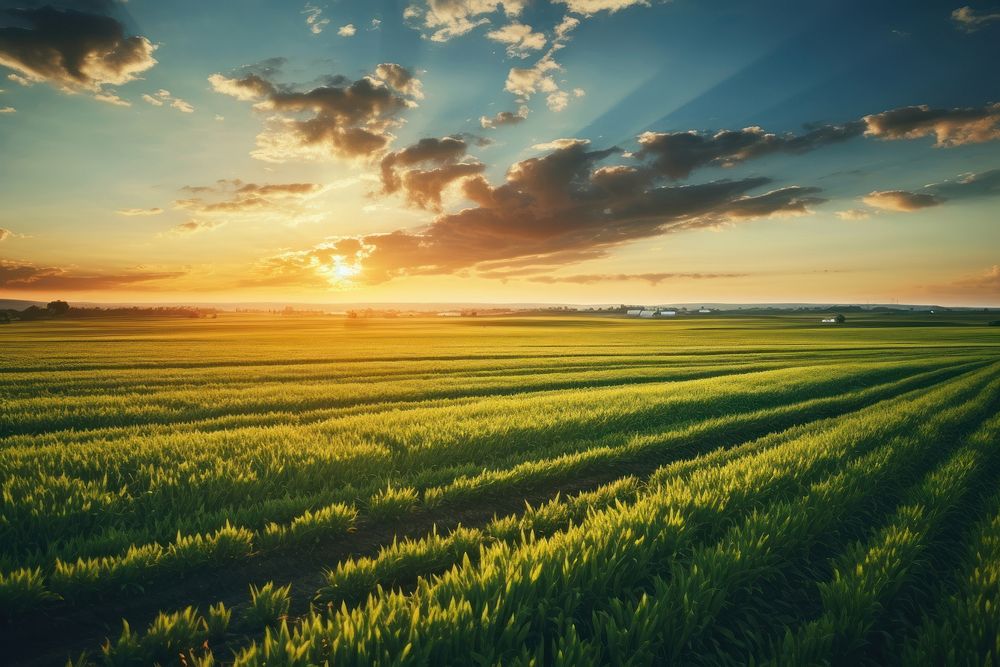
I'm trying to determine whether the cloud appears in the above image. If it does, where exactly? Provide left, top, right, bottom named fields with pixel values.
left=0, top=228, right=11, bottom=241
left=116, top=207, right=164, bottom=216
left=303, top=4, right=330, bottom=34
left=374, top=63, right=424, bottom=99
left=552, top=0, right=651, bottom=15
left=951, top=264, right=1000, bottom=291
left=174, top=180, right=324, bottom=217
left=859, top=169, right=1000, bottom=213
left=207, top=72, right=274, bottom=101
left=862, top=190, right=944, bottom=211
left=716, top=186, right=824, bottom=220
left=170, top=97, right=194, bottom=113
left=166, top=220, right=225, bottom=235
left=927, top=168, right=1000, bottom=200
left=505, top=52, right=561, bottom=96
left=526, top=271, right=748, bottom=285
left=0, top=259, right=182, bottom=291
left=209, top=63, right=422, bottom=161
left=142, top=88, right=193, bottom=112
left=93, top=90, right=129, bottom=106
left=951, top=6, right=1000, bottom=31
left=863, top=103, right=1000, bottom=146
left=0, top=6, right=156, bottom=102
left=338, top=23, right=357, bottom=37
left=0, top=105, right=14, bottom=113
left=487, top=22, right=546, bottom=57
left=380, top=136, right=485, bottom=210
left=492, top=13, right=580, bottom=117
left=636, top=122, right=865, bottom=179
left=835, top=208, right=870, bottom=220
left=481, top=105, right=529, bottom=128
left=273, top=139, right=823, bottom=285
left=546, top=90, right=570, bottom=112
left=404, top=0, right=525, bottom=42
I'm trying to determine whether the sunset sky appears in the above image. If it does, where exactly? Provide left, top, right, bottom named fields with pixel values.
left=1, top=0, right=998, bottom=305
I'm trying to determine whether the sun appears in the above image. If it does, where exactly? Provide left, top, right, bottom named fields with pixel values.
left=317, top=257, right=361, bottom=285
left=333, top=262, right=359, bottom=279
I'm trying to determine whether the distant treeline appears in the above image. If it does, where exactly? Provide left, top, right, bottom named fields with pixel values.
left=0, top=301, right=217, bottom=323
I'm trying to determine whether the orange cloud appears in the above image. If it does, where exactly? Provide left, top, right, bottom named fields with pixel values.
left=0, top=259, right=182, bottom=291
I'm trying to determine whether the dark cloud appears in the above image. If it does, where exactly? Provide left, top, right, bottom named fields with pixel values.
left=928, top=168, right=1000, bottom=200
left=718, top=186, right=825, bottom=220
left=635, top=122, right=864, bottom=179
left=269, top=139, right=824, bottom=285
left=380, top=136, right=485, bottom=210
left=0, top=5, right=156, bottom=100
left=863, top=104, right=1000, bottom=146
left=480, top=106, right=529, bottom=129
left=209, top=63, right=422, bottom=161
left=0, top=259, right=181, bottom=290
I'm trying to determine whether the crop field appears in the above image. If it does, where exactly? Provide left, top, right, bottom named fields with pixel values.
left=1, top=312, right=999, bottom=666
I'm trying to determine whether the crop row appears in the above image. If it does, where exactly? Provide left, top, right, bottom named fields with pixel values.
left=214, top=367, right=1000, bottom=665
left=2, top=359, right=960, bottom=568
left=1, top=361, right=988, bottom=620
left=1, top=360, right=984, bottom=594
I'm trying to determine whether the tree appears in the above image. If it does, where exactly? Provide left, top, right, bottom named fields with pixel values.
left=47, top=300, right=70, bottom=315
left=834, top=313, right=846, bottom=324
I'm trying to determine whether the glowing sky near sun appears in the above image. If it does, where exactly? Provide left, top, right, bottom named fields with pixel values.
left=0, top=0, right=998, bottom=305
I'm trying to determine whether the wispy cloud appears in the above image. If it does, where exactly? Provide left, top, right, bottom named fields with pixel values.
left=116, top=207, right=164, bottom=216
left=951, top=5, right=1000, bottom=31
left=303, top=4, right=330, bottom=34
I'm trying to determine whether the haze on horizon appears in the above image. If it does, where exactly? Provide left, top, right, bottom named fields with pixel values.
left=0, top=0, right=998, bottom=307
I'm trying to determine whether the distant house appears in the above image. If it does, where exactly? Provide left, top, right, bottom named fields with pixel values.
left=698, top=308, right=711, bottom=314
left=639, top=310, right=657, bottom=318
left=660, top=310, right=677, bottom=316
left=626, top=309, right=642, bottom=316
left=821, top=318, right=837, bottom=323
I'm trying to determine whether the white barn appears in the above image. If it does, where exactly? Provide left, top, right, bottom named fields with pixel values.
left=660, top=310, right=677, bottom=316
left=639, top=310, right=657, bottom=318
left=626, top=309, right=642, bottom=316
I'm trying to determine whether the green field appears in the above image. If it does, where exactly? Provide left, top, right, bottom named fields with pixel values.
left=1, top=313, right=999, bottom=665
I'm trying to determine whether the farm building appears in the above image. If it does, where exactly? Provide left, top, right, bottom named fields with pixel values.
left=821, top=318, right=837, bottom=323
left=639, top=310, right=657, bottom=318
left=660, top=310, right=677, bottom=316
left=626, top=309, right=642, bottom=316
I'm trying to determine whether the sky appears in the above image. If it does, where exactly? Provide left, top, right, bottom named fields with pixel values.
left=0, top=0, right=998, bottom=306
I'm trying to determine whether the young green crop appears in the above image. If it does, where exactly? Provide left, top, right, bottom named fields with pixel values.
left=2, top=315, right=999, bottom=665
